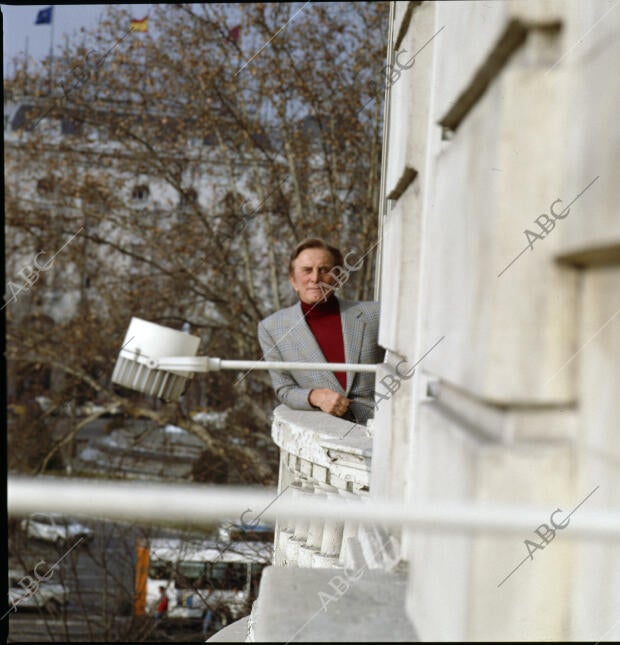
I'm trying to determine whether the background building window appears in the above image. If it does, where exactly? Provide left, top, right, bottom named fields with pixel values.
left=131, top=184, right=150, bottom=203
left=179, top=188, right=198, bottom=208
left=36, top=176, right=55, bottom=195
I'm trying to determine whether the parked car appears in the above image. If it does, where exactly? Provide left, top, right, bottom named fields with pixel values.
left=217, top=521, right=275, bottom=544
left=8, top=568, right=69, bottom=614
left=20, top=513, right=93, bottom=547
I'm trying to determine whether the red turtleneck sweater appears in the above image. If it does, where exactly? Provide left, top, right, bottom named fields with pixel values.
left=301, top=296, right=347, bottom=390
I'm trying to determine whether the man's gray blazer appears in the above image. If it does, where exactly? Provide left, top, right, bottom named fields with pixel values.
left=257, top=298, right=384, bottom=424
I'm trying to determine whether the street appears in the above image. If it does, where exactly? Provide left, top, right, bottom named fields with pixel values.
left=7, top=517, right=213, bottom=642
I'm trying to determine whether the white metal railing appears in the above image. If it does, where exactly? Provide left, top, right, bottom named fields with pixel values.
left=8, top=475, right=620, bottom=540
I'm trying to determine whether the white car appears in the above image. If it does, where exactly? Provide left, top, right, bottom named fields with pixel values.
left=20, top=513, right=93, bottom=547
left=8, top=569, right=69, bottom=614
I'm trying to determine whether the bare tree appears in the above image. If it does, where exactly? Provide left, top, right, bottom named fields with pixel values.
left=5, top=2, right=388, bottom=483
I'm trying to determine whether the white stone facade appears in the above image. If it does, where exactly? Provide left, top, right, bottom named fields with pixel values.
left=376, top=0, right=620, bottom=640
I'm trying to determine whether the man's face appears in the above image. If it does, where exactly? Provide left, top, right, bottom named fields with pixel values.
left=290, top=247, right=337, bottom=305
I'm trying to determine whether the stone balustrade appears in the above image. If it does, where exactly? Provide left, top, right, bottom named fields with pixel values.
left=270, top=405, right=373, bottom=569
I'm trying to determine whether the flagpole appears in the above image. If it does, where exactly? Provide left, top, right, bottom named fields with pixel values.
left=49, top=7, right=55, bottom=94
left=24, top=36, right=29, bottom=95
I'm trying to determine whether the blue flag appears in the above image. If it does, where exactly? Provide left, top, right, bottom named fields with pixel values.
left=35, top=6, right=53, bottom=25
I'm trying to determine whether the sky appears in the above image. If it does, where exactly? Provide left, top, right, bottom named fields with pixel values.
left=2, top=3, right=356, bottom=80
left=2, top=4, right=152, bottom=76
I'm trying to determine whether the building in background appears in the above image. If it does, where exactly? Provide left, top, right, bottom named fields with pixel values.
left=4, top=91, right=272, bottom=327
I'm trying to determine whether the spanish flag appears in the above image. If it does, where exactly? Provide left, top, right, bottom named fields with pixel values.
left=130, top=16, right=148, bottom=32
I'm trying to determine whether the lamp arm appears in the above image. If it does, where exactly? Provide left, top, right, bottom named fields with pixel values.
left=219, top=359, right=380, bottom=373
left=118, top=349, right=215, bottom=372
left=118, top=349, right=380, bottom=374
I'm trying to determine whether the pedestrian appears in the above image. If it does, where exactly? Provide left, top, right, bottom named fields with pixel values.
left=202, top=607, right=214, bottom=636
left=155, top=585, right=168, bottom=626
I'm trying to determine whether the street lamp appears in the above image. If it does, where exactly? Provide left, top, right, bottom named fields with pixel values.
left=111, top=317, right=380, bottom=402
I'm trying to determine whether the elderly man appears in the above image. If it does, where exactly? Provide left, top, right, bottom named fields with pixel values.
left=257, top=237, right=384, bottom=425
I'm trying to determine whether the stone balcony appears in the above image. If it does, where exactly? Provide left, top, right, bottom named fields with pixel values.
left=270, top=404, right=393, bottom=570
left=209, top=404, right=416, bottom=642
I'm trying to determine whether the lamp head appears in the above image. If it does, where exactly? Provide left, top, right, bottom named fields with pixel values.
left=111, top=317, right=200, bottom=401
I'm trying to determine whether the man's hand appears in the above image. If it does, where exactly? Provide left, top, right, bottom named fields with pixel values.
left=308, top=389, right=352, bottom=417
